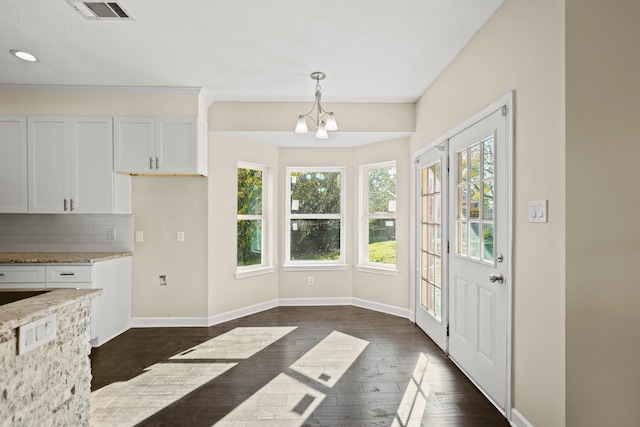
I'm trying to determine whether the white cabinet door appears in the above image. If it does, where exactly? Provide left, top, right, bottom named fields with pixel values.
left=156, top=118, right=196, bottom=173
left=0, top=116, right=28, bottom=213
left=70, top=117, right=114, bottom=213
left=113, top=117, right=156, bottom=173
left=28, top=116, right=70, bottom=213
left=114, top=116, right=206, bottom=175
left=28, top=116, right=121, bottom=214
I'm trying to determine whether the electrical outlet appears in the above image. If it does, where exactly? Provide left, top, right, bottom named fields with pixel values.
left=107, top=228, right=117, bottom=240
left=307, top=276, right=314, bottom=286
left=177, top=231, right=185, bottom=242
left=135, top=231, right=144, bottom=242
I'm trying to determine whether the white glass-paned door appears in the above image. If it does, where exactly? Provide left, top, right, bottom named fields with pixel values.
left=415, top=146, right=447, bottom=351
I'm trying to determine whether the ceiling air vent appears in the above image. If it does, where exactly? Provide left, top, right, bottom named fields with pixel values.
left=67, top=1, right=133, bottom=20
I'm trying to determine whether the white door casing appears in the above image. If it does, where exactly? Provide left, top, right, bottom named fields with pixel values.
left=412, top=92, right=513, bottom=417
left=415, top=145, right=448, bottom=351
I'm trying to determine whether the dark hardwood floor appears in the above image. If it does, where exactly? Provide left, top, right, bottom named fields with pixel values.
left=90, top=306, right=509, bottom=426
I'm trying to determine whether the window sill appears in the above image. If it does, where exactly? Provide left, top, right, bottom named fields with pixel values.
left=283, top=264, right=348, bottom=272
left=355, top=265, right=399, bottom=276
left=235, top=266, right=276, bottom=279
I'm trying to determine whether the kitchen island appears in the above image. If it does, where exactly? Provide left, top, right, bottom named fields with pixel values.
left=0, top=288, right=101, bottom=426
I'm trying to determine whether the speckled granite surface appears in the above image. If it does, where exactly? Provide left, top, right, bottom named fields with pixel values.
left=0, top=288, right=101, bottom=331
left=0, top=252, right=132, bottom=264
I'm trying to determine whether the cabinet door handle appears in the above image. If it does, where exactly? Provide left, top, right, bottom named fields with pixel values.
left=64, top=199, right=68, bottom=211
left=60, top=273, right=75, bottom=276
left=0, top=273, right=5, bottom=277
left=70, top=199, right=75, bottom=211
left=156, top=157, right=159, bottom=169
left=150, top=157, right=153, bottom=170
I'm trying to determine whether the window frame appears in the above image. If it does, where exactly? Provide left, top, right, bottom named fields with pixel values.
left=236, top=161, right=274, bottom=278
left=284, top=166, right=347, bottom=271
left=357, top=161, right=398, bottom=275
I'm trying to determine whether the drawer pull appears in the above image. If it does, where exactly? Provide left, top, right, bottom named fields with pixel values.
left=60, top=273, right=75, bottom=276
left=0, top=273, right=4, bottom=277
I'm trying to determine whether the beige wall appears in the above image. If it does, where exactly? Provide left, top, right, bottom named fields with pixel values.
left=410, top=1, right=565, bottom=426
left=566, top=1, right=640, bottom=425
left=352, top=138, right=411, bottom=309
left=132, top=176, right=208, bottom=318
left=207, top=133, right=280, bottom=315
left=210, top=102, right=415, bottom=132
left=0, top=92, right=198, bottom=116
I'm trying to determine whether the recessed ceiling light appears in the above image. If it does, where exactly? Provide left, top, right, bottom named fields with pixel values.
left=10, top=50, right=38, bottom=62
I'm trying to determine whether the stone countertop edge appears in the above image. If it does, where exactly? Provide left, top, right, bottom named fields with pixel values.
left=0, top=252, right=133, bottom=264
left=0, top=288, right=102, bottom=332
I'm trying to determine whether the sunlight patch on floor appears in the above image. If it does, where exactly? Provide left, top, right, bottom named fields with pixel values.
left=289, top=331, right=369, bottom=388
left=214, top=331, right=369, bottom=426
left=391, top=352, right=431, bottom=427
left=170, top=326, right=298, bottom=360
left=90, top=326, right=298, bottom=427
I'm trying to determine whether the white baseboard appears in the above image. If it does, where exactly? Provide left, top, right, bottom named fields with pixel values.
left=278, top=297, right=352, bottom=306
left=131, top=316, right=210, bottom=328
left=510, top=408, right=533, bottom=427
left=352, top=298, right=412, bottom=320
left=207, top=299, right=279, bottom=326
left=132, top=298, right=409, bottom=328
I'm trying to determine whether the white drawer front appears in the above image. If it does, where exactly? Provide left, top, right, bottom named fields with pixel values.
left=46, top=266, right=93, bottom=283
left=46, top=282, right=93, bottom=289
left=0, top=266, right=46, bottom=283
left=0, top=282, right=45, bottom=289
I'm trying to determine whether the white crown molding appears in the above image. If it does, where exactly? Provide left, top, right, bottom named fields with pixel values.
left=0, top=84, right=203, bottom=95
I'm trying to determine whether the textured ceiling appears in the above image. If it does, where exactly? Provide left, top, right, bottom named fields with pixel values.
left=0, top=0, right=503, bottom=104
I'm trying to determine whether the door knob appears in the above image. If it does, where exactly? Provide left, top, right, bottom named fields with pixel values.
left=489, top=273, right=504, bottom=284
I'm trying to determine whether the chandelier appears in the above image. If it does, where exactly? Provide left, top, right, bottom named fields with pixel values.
left=295, top=71, right=338, bottom=139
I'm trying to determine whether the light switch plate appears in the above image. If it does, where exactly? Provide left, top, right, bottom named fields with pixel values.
left=107, top=228, right=117, bottom=240
left=528, top=200, right=548, bottom=223
left=19, top=313, right=56, bottom=355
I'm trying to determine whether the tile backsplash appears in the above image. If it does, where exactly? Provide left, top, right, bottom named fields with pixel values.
left=0, top=214, right=133, bottom=252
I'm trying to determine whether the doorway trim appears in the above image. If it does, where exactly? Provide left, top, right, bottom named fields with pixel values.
left=411, top=91, right=514, bottom=420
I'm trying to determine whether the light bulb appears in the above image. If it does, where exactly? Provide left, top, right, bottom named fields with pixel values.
left=316, top=122, right=328, bottom=139
left=295, top=116, right=308, bottom=133
left=324, top=113, right=338, bottom=131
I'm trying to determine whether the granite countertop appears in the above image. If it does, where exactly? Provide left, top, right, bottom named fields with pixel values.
left=0, top=252, right=133, bottom=264
left=0, top=288, right=102, bottom=332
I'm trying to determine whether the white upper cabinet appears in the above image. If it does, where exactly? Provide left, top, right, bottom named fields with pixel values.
left=27, top=116, right=130, bottom=214
left=0, top=116, right=28, bottom=213
left=27, top=116, right=69, bottom=213
left=71, top=117, right=119, bottom=213
left=112, top=117, right=155, bottom=173
left=114, top=117, right=207, bottom=176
